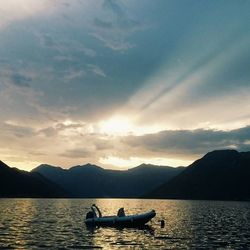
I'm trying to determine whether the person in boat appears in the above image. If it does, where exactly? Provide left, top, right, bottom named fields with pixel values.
left=86, top=204, right=102, bottom=220
left=91, top=204, right=102, bottom=218
left=117, top=207, right=125, bottom=217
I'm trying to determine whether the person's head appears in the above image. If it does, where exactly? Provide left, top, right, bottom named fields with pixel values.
left=86, top=211, right=94, bottom=219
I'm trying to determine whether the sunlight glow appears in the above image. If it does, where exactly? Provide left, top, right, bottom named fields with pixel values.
left=3, top=159, right=42, bottom=172
left=62, top=119, right=74, bottom=126
left=98, top=115, right=163, bottom=136
left=99, top=116, right=135, bottom=136
left=99, top=156, right=191, bottom=169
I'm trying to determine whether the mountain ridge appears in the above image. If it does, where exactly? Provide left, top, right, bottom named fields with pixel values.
left=0, top=161, right=68, bottom=198
left=32, top=162, right=179, bottom=172
left=3, top=149, right=249, bottom=200
left=146, top=149, right=250, bottom=201
left=32, top=163, right=184, bottom=198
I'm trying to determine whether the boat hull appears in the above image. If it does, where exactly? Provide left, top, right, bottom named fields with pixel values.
left=85, top=210, right=156, bottom=227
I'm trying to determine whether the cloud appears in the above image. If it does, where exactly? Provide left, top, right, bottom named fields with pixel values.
left=87, top=64, right=106, bottom=77
left=0, top=69, right=32, bottom=88
left=94, top=18, right=113, bottom=29
left=35, top=32, right=96, bottom=57
left=90, top=32, right=135, bottom=51
left=122, top=126, right=250, bottom=158
left=0, top=0, right=50, bottom=29
left=38, top=127, right=58, bottom=137
left=64, top=69, right=86, bottom=81
left=0, top=1, right=249, bottom=171
left=10, top=73, right=32, bottom=87
left=1, top=115, right=250, bottom=170
left=38, top=121, right=92, bottom=137
left=60, top=148, right=94, bottom=158
left=90, top=0, right=145, bottom=51
left=103, top=0, right=124, bottom=17
left=53, top=125, right=250, bottom=167
left=1, top=121, right=36, bottom=138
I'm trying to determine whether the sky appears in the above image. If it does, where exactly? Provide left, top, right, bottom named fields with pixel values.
left=0, top=0, right=250, bottom=171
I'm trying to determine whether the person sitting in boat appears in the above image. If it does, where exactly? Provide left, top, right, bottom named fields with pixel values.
left=91, top=204, right=102, bottom=218
left=117, top=207, right=125, bottom=217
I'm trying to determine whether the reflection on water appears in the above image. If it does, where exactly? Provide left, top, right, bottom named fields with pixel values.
left=0, top=199, right=250, bottom=249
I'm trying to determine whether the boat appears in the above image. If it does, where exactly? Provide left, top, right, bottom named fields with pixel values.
left=85, top=204, right=156, bottom=227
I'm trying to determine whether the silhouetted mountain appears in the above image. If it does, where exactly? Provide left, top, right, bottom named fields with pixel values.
left=147, top=150, right=250, bottom=201
left=0, top=161, right=68, bottom=198
left=32, top=163, right=184, bottom=198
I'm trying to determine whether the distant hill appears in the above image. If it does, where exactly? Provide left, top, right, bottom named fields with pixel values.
left=32, top=163, right=184, bottom=198
left=0, top=161, right=68, bottom=198
left=146, top=150, right=250, bottom=201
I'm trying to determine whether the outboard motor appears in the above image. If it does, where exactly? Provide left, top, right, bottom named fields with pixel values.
left=86, top=211, right=95, bottom=219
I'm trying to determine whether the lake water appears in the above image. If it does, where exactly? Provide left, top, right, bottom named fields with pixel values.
left=0, top=199, right=250, bottom=249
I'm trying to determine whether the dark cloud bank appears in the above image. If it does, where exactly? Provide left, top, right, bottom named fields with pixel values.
left=123, top=126, right=250, bottom=156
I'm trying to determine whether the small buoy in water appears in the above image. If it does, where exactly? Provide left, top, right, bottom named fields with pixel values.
left=160, top=220, right=165, bottom=228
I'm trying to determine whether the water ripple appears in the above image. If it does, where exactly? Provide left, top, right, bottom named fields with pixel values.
left=0, top=199, right=250, bottom=249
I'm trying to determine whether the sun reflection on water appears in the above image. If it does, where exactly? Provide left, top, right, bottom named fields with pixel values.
left=0, top=199, right=250, bottom=249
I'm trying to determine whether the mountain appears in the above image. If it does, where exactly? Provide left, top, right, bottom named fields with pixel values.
left=0, top=161, right=68, bottom=198
left=146, top=150, right=250, bottom=201
left=32, top=163, right=184, bottom=198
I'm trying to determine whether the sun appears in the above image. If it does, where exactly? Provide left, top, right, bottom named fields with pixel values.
left=99, top=116, right=134, bottom=136
left=98, top=115, right=165, bottom=136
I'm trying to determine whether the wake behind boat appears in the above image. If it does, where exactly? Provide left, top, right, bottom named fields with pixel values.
left=85, top=204, right=156, bottom=227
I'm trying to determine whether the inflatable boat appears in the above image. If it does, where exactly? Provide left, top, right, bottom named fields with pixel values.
left=85, top=204, right=156, bottom=227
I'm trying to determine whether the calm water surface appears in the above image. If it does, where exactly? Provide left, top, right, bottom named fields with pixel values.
left=0, top=199, right=250, bottom=249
